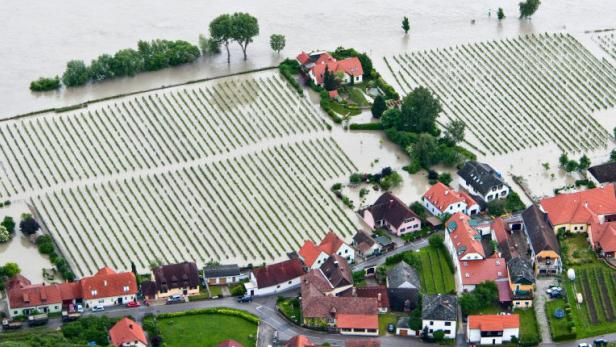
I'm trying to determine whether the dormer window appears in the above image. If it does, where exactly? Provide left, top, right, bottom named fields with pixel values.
left=123, top=286, right=130, bottom=292
left=91, top=290, right=98, bottom=296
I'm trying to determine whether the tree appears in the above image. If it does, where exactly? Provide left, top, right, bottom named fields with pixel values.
left=62, top=60, right=89, bottom=87
left=611, top=149, right=616, bottom=162
left=380, top=172, right=402, bottom=190
left=443, top=119, right=466, bottom=145
left=438, top=172, right=452, bottom=185
left=30, top=76, right=61, bottom=92
left=565, top=160, right=578, bottom=173
left=19, top=214, right=40, bottom=236
left=210, top=14, right=234, bottom=63
left=270, top=34, right=286, bottom=54
left=0, top=225, right=10, bottom=243
left=89, top=54, right=115, bottom=81
left=111, top=48, right=144, bottom=77
left=1, top=216, right=15, bottom=235
left=402, top=16, right=410, bottom=34
left=559, top=153, right=569, bottom=168
left=410, top=202, right=426, bottom=219
left=323, top=66, right=338, bottom=91
left=231, top=12, right=259, bottom=61
left=2, top=263, right=20, bottom=278
left=411, top=133, right=438, bottom=168
left=371, top=95, right=387, bottom=118
left=519, top=0, right=541, bottom=18
left=357, top=53, right=373, bottom=79
left=433, top=330, right=445, bottom=342
left=459, top=292, right=481, bottom=315
left=199, top=34, right=221, bottom=55
left=400, top=87, right=442, bottom=133
left=578, top=154, right=591, bottom=171
left=497, top=7, right=505, bottom=20
left=613, top=126, right=616, bottom=140
left=429, top=234, right=444, bottom=249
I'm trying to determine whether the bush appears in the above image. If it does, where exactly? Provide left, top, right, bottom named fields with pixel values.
left=438, top=172, right=452, bottom=185
left=1, top=216, right=15, bottom=235
left=230, top=283, right=247, bottom=296
left=379, top=171, right=402, bottom=190
left=30, top=76, right=61, bottom=92
left=279, top=59, right=303, bottom=96
left=376, top=77, right=399, bottom=100
left=155, top=307, right=259, bottom=324
left=349, top=122, right=383, bottom=131
left=428, top=234, right=444, bottom=249
left=403, top=160, right=422, bottom=174
left=188, top=293, right=210, bottom=302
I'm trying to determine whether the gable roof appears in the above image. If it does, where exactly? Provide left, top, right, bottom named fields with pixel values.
left=319, top=255, right=353, bottom=289
left=522, top=204, right=560, bottom=254
left=285, top=335, right=319, bottom=347
left=423, top=182, right=476, bottom=211
left=459, top=258, right=508, bottom=285
left=253, top=259, right=306, bottom=288
left=319, top=231, right=345, bottom=255
left=458, top=161, right=507, bottom=196
left=422, top=294, right=457, bottom=321
left=492, top=218, right=513, bottom=261
left=296, top=52, right=310, bottom=65
left=336, top=314, right=378, bottom=330
left=298, top=240, right=324, bottom=267
left=540, top=184, right=616, bottom=226
left=299, top=231, right=348, bottom=267
left=341, top=285, right=390, bottom=309
left=8, top=283, right=63, bottom=309
left=386, top=262, right=420, bottom=289
left=468, top=314, right=520, bottom=331
left=311, top=57, right=363, bottom=84
left=507, top=257, right=534, bottom=284
left=362, top=192, right=419, bottom=229
left=387, top=288, right=420, bottom=311
left=80, top=267, right=138, bottom=300
left=204, top=264, right=241, bottom=278
left=589, top=162, right=616, bottom=184
left=591, top=221, right=616, bottom=253
left=353, top=230, right=376, bottom=253
left=153, top=262, right=199, bottom=292
left=109, top=317, right=147, bottom=347
left=446, top=213, right=485, bottom=259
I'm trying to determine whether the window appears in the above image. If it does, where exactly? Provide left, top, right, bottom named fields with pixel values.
left=430, top=321, right=434, bottom=325
left=91, top=290, right=98, bottom=296
left=445, top=321, right=451, bottom=326
left=123, top=286, right=130, bottom=292
left=54, top=306, right=59, bottom=310
left=288, top=281, right=292, bottom=284
left=277, top=285, right=281, bottom=289
left=99, top=299, right=104, bottom=304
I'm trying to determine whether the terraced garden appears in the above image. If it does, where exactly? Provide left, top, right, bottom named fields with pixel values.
left=385, top=33, right=616, bottom=155
left=0, top=72, right=360, bottom=276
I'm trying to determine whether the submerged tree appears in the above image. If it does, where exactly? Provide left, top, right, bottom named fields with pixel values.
left=231, top=12, right=259, bottom=61
left=62, top=60, right=90, bottom=87
left=210, top=14, right=234, bottom=63
left=371, top=95, right=386, bottom=118
left=402, top=16, right=410, bottom=34
left=443, top=119, right=466, bottom=145
left=519, top=0, right=541, bottom=18
left=270, top=34, right=286, bottom=54
left=497, top=8, right=505, bottom=20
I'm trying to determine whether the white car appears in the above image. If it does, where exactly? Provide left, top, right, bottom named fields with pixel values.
left=578, top=343, right=590, bottom=347
left=546, top=287, right=562, bottom=294
left=91, top=305, right=105, bottom=312
left=76, top=304, right=84, bottom=313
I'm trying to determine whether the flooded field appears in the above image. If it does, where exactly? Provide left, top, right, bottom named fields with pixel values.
left=2, top=0, right=616, bottom=118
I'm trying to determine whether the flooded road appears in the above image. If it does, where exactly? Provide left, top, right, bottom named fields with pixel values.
left=2, top=0, right=616, bottom=118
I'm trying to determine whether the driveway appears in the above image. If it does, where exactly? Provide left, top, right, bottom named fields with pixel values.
left=535, top=277, right=556, bottom=344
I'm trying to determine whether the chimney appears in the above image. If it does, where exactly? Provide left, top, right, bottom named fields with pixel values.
left=584, top=201, right=589, bottom=208
left=129, top=324, right=133, bottom=330
left=104, top=280, right=108, bottom=286
left=352, top=287, right=356, bottom=296
left=377, top=293, right=382, bottom=301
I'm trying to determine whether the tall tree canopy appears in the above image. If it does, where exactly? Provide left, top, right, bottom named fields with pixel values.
left=270, top=34, right=286, bottom=54
left=402, top=16, right=410, bottom=34
left=231, top=12, right=259, bottom=61
left=210, top=14, right=234, bottom=63
left=519, top=0, right=541, bottom=18
left=62, top=60, right=90, bottom=87
left=399, top=86, right=442, bottom=133
left=443, top=119, right=466, bottom=145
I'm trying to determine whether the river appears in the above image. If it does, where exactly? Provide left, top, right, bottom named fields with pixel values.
left=1, top=0, right=616, bottom=118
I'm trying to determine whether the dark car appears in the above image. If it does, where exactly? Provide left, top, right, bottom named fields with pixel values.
left=387, top=323, right=395, bottom=333
left=594, top=338, right=608, bottom=347
left=237, top=294, right=253, bottom=303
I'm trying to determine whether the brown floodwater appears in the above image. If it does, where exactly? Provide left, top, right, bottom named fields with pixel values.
left=1, top=0, right=616, bottom=118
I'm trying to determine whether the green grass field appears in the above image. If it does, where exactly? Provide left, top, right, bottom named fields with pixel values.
left=418, top=246, right=455, bottom=294
left=348, top=87, right=370, bottom=106
left=156, top=313, right=257, bottom=347
left=277, top=297, right=301, bottom=324
left=546, top=299, right=572, bottom=341
left=517, top=308, right=541, bottom=345
left=378, top=313, right=404, bottom=336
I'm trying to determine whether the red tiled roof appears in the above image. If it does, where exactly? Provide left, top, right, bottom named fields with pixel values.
left=592, top=221, right=616, bottom=253
left=299, top=240, right=324, bottom=267
left=540, top=184, right=616, bottom=226
left=460, top=258, right=508, bottom=285
left=80, top=267, right=138, bottom=300
left=319, top=231, right=345, bottom=255
left=285, top=335, right=318, bottom=347
left=468, top=314, right=520, bottom=331
left=109, top=317, right=147, bottom=347
left=341, top=285, right=390, bottom=309
left=216, top=340, right=244, bottom=347
left=345, top=340, right=380, bottom=347
left=423, top=182, right=474, bottom=212
left=328, top=90, right=339, bottom=98
left=311, top=57, right=363, bottom=84
left=447, top=213, right=485, bottom=259
left=336, top=314, right=378, bottom=330
left=314, top=52, right=335, bottom=65
left=496, top=280, right=512, bottom=302
left=297, top=51, right=310, bottom=65
left=58, top=282, right=82, bottom=301
left=253, top=259, right=306, bottom=288
left=8, top=283, right=63, bottom=309
left=299, top=231, right=347, bottom=267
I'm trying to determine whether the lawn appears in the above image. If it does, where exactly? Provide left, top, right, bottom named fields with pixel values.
left=561, top=234, right=595, bottom=266
left=348, top=87, right=370, bottom=106
left=156, top=313, right=257, bottom=347
left=418, top=246, right=455, bottom=294
left=209, top=285, right=223, bottom=297
left=378, top=313, right=404, bottom=336
left=516, top=308, right=541, bottom=345
left=277, top=297, right=301, bottom=324
left=546, top=299, right=573, bottom=341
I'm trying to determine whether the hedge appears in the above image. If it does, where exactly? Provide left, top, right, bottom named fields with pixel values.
left=349, top=122, right=383, bottom=131
left=156, top=307, right=260, bottom=325
left=279, top=59, right=304, bottom=96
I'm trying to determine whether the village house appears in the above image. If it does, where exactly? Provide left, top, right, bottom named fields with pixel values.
left=352, top=230, right=381, bottom=258
left=299, top=231, right=355, bottom=269
left=457, top=161, right=510, bottom=205
left=590, top=220, right=616, bottom=257
left=341, top=285, right=390, bottom=313
left=421, top=294, right=458, bottom=340
left=360, top=192, right=421, bottom=236
left=109, top=317, right=148, bottom=347
left=245, top=259, right=306, bottom=297
left=386, top=262, right=421, bottom=311
left=203, top=264, right=247, bottom=285
left=141, top=261, right=200, bottom=300
left=296, top=51, right=363, bottom=86
left=422, top=182, right=480, bottom=218
left=7, top=267, right=137, bottom=318
left=507, top=257, right=535, bottom=308
left=467, top=314, right=520, bottom=345
left=589, top=162, right=616, bottom=184
left=303, top=255, right=354, bottom=297
left=522, top=205, right=562, bottom=275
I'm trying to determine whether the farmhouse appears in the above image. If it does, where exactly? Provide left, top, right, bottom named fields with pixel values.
left=457, top=161, right=510, bottom=204
left=386, top=262, right=420, bottom=311
left=245, top=259, right=306, bottom=297
left=360, top=192, right=421, bottom=236
left=590, top=221, right=616, bottom=257
left=522, top=205, right=562, bottom=275
left=467, top=314, right=520, bottom=345
left=203, top=264, right=246, bottom=285
left=421, top=294, right=458, bottom=340
left=80, top=267, right=138, bottom=308
left=422, top=182, right=480, bottom=217
left=352, top=230, right=380, bottom=257
left=109, top=317, right=148, bottom=347
left=299, top=231, right=355, bottom=269
left=303, top=255, right=354, bottom=296
left=146, top=261, right=200, bottom=299
left=297, top=51, right=363, bottom=86
left=341, top=286, right=390, bottom=313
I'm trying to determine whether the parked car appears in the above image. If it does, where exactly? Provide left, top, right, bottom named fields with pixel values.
left=546, top=287, right=562, bottom=295
left=2, top=319, right=23, bottom=330
left=126, top=301, right=141, bottom=308
left=387, top=323, right=395, bottom=333
left=237, top=294, right=253, bottom=303
left=594, top=338, right=608, bottom=346
left=91, top=305, right=105, bottom=312
left=166, top=295, right=184, bottom=304
left=76, top=304, right=84, bottom=313
left=578, top=343, right=590, bottom=347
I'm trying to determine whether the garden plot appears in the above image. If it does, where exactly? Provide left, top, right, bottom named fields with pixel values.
left=0, top=71, right=360, bottom=277
left=385, top=33, right=616, bottom=156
